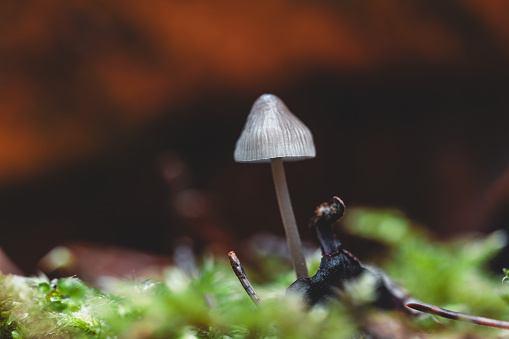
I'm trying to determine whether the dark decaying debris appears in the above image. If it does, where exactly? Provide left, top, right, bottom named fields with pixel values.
left=287, top=196, right=416, bottom=312
left=286, top=197, right=509, bottom=331
left=229, top=196, right=509, bottom=333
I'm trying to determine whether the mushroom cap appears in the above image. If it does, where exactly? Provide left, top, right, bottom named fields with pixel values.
left=234, top=94, right=316, bottom=163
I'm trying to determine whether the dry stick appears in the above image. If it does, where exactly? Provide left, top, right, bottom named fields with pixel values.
left=406, top=301, right=509, bottom=330
left=270, top=157, right=308, bottom=279
left=228, top=251, right=264, bottom=307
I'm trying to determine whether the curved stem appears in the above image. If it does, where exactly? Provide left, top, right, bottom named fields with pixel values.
left=270, top=158, right=308, bottom=279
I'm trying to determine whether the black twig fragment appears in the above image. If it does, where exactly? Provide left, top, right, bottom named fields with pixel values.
left=287, top=197, right=414, bottom=312
left=287, top=196, right=509, bottom=331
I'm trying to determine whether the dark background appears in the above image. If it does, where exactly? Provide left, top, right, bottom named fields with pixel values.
left=1, top=0, right=509, bottom=274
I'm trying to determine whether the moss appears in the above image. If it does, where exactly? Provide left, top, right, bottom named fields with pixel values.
left=0, top=208, right=507, bottom=338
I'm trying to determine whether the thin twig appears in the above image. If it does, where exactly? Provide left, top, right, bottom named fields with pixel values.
left=228, top=251, right=264, bottom=307
left=406, top=301, right=509, bottom=330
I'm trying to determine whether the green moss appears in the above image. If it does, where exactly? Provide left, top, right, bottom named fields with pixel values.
left=344, top=208, right=509, bottom=337
left=0, top=208, right=508, bottom=338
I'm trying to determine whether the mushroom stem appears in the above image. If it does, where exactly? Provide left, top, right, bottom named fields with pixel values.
left=270, top=157, right=308, bottom=279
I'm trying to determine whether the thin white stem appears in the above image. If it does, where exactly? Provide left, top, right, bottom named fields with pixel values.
left=270, top=157, right=308, bottom=279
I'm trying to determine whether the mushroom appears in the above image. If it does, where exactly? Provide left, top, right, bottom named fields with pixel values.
left=234, top=94, right=315, bottom=279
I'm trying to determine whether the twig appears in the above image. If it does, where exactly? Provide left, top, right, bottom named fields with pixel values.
left=406, top=301, right=509, bottom=330
left=228, top=251, right=264, bottom=307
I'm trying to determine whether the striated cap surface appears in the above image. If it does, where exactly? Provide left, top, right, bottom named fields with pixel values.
left=234, top=94, right=315, bottom=163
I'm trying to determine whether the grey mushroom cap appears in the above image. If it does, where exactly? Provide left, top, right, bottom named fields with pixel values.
left=234, top=94, right=316, bottom=163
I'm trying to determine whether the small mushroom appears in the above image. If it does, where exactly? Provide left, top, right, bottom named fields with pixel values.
left=234, top=94, right=315, bottom=279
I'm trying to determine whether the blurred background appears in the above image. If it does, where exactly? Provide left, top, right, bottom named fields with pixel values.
left=1, top=0, right=509, bottom=277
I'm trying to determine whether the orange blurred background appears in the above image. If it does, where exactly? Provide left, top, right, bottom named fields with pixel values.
left=1, top=0, right=509, bottom=274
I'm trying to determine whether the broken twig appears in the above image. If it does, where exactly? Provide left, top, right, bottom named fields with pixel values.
left=228, top=251, right=264, bottom=307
